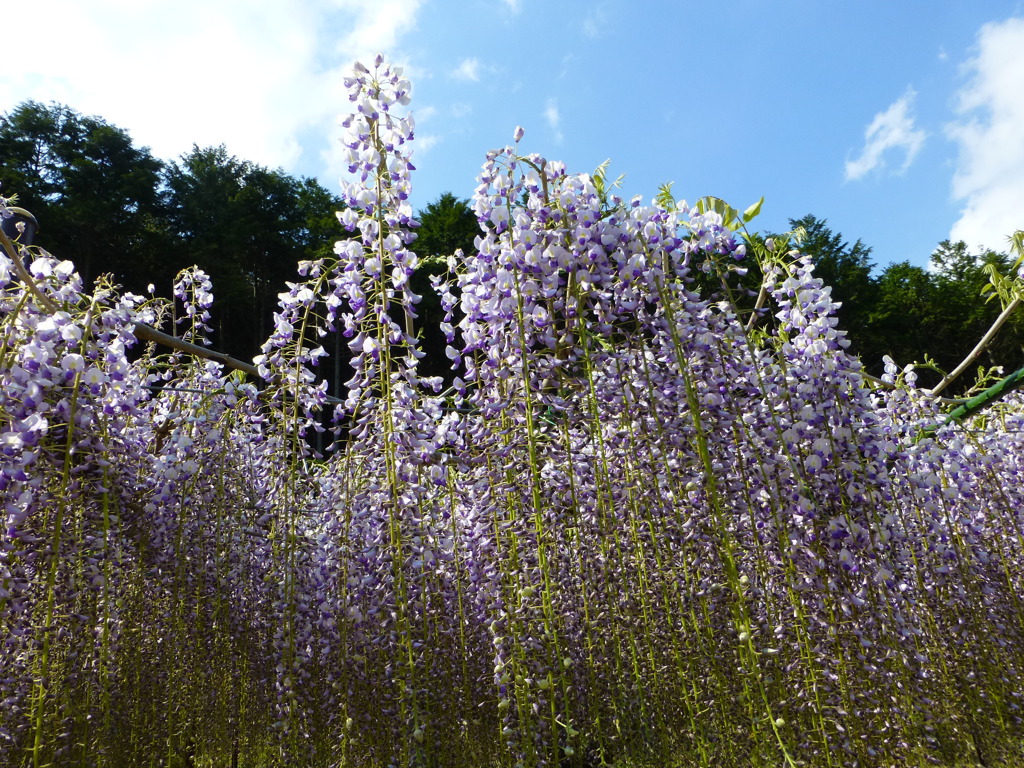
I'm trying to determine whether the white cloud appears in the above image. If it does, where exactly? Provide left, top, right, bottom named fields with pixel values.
left=332, top=0, right=424, bottom=62
left=947, top=17, right=1024, bottom=251
left=544, top=98, right=563, bottom=144
left=583, top=3, right=610, bottom=38
left=1, top=0, right=423, bottom=182
left=500, top=0, right=522, bottom=13
left=845, top=88, right=927, bottom=181
left=452, top=58, right=481, bottom=82
left=544, top=100, right=560, bottom=128
left=414, top=135, right=441, bottom=155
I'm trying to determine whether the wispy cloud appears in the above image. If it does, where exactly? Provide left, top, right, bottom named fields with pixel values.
left=332, top=0, right=425, bottom=63
left=414, top=134, right=441, bottom=156
left=947, top=17, right=1024, bottom=251
left=545, top=98, right=563, bottom=144
left=2, top=0, right=424, bottom=181
left=583, top=3, right=610, bottom=38
left=845, top=88, right=927, bottom=181
left=452, top=58, right=481, bottom=82
left=500, top=0, right=522, bottom=13
left=416, top=105, right=438, bottom=123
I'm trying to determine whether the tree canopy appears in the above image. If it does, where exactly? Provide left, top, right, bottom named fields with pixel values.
left=161, top=145, right=343, bottom=356
left=1, top=102, right=344, bottom=359
left=0, top=101, right=166, bottom=289
left=413, top=191, right=478, bottom=260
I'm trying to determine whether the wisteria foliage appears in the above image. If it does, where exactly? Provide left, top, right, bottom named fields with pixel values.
left=2, top=57, right=1024, bottom=768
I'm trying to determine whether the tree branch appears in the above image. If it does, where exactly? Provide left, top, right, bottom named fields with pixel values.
left=928, top=296, right=1022, bottom=398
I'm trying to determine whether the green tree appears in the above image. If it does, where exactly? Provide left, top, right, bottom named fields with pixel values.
left=0, top=101, right=166, bottom=289
left=413, top=192, right=478, bottom=260
left=865, top=243, right=1024, bottom=391
left=409, top=192, right=479, bottom=384
left=162, top=145, right=344, bottom=358
left=868, top=260, right=940, bottom=376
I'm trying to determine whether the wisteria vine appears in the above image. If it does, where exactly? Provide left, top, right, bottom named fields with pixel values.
left=2, top=57, right=1024, bottom=768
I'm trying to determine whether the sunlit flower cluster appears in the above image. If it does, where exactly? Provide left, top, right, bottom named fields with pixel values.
left=2, top=59, right=1024, bottom=768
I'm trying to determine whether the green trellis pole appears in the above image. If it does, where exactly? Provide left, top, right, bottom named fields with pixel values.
left=920, top=364, right=1024, bottom=440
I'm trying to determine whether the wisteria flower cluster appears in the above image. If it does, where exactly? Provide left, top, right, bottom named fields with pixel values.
left=2, top=59, right=1024, bottom=768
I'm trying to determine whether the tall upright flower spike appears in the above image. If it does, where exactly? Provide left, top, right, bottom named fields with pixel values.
left=332, top=56, right=445, bottom=432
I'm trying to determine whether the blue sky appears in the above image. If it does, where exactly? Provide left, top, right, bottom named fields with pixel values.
left=5, top=0, right=1024, bottom=271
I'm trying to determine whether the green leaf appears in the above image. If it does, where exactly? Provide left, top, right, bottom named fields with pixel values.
left=655, top=182, right=675, bottom=209
left=743, top=196, right=764, bottom=223
left=1009, top=230, right=1024, bottom=258
left=592, top=159, right=611, bottom=196
left=694, top=196, right=745, bottom=230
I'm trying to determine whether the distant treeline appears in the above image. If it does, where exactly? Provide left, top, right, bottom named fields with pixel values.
left=2, top=100, right=1021, bottom=395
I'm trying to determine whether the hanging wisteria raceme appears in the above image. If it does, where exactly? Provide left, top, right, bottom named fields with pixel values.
left=3, top=58, right=1024, bottom=768
left=0, top=234, right=287, bottom=764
